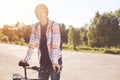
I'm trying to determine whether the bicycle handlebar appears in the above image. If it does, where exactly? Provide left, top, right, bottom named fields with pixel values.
left=25, top=66, right=40, bottom=71
left=19, top=61, right=40, bottom=72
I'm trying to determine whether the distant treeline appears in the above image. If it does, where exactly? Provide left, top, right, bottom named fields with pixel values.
left=0, top=23, right=31, bottom=45
left=0, top=8, right=120, bottom=50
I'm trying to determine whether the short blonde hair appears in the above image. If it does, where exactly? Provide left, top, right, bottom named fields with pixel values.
left=34, top=4, right=49, bottom=16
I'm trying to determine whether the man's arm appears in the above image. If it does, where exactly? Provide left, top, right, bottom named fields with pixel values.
left=51, top=22, right=62, bottom=73
left=51, top=22, right=61, bottom=64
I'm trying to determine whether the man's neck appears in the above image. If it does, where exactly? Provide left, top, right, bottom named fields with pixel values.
left=39, top=18, right=48, bottom=27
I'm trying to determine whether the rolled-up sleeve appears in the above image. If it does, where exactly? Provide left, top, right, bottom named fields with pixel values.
left=24, top=48, right=34, bottom=61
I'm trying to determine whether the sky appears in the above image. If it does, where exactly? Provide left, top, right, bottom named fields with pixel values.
left=0, top=0, right=120, bottom=28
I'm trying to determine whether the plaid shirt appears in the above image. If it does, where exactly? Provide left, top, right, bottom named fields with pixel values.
left=24, top=20, right=62, bottom=64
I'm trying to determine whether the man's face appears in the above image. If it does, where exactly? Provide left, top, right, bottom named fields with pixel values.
left=36, top=7, right=48, bottom=21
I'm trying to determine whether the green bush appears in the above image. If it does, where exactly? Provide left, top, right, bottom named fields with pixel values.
left=62, top=44, right=74, bottom=50
left=1, top=36, right=9, bottom=43
left=104, top=49, right=120, bottom=54
left=79, top=47, right=91, bottom=51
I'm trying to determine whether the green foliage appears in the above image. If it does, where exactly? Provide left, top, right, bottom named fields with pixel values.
left=104, top=49, right=120, bottom=55
left=78, top=47, right=91, bottom=51
left=22, top=25, right=31, bottom=43
left=87, top=10, right=120, bottom=47
left=0, top=29, right=3, bottom=41
left=63, top=44, right=105, bottom=53
left=59, top=23, right=68, bottom=43
left=1, top=35, right=9, bottom=43
left=20, top=37, right=25, bottom=45
left=80, top=27, right=88, bottom=46
left=12, top=35, right=20, bottom=42
left=0, top=23, right=31, bottom=45
left=114, top=8, right=120, bottom=17
left=68, top=26, right=81, bottom=50
left=68, top=26, right=74, bottom=45
left=62, top=44, right=74, bottom=50
left=73, top=28, right=81, bottom=46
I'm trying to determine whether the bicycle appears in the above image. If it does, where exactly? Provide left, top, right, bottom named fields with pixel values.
left=12, top=62, right=43, bottom=80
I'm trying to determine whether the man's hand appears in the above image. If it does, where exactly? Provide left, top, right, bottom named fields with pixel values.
left=52, top=63, right=61, bottom=73
left=19, top=60, right=29, bottom=67
left=19, top=60, right=27, bottom=63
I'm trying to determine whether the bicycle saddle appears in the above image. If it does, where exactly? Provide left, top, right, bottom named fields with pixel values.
left=19, top=61, right=29, bottom=67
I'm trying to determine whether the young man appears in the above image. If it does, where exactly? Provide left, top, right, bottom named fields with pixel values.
left=19, top=4, right=62, bottom=80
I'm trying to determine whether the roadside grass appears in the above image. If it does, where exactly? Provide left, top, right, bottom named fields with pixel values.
left=104, top=48, right=120, bottom=55
left=63, top=44, right=120, bottom=54
left=1, top=42, right=120, bottom=55
left=0, top=41, right=28, bottom=46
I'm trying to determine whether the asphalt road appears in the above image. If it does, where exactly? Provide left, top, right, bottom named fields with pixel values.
left=0, top=43, right=120, bottom=80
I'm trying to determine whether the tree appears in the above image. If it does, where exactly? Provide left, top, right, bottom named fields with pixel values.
left=68, top=25, right=80, bottom=50
left=87, top=11, right=120, bottom=47
left=114, top=8, right=120, bottom=17
left=2, top=25, right=15, bottom=41
left=80, top=26, right=88, bottom=46
left=87, top=11, right=101, bottom=47
left=73, top=28, right=81, bottom=50
left=59, top=23, right=68, bottom=44
left=22, top=25, right=32, bottom=43
left=68, top=25, right=74, bottom=45
left=0, top=29, right=4, bottom=41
